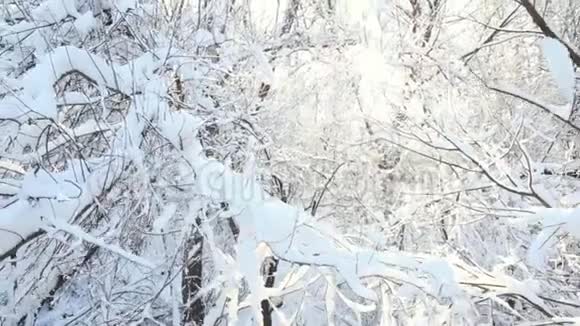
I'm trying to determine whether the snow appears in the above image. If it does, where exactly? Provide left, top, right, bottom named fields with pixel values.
left=248, top=0, right=289, bottom=34
left=335, top=0, right=385, bottom=48
left=116, top=0, right=137, bottom=12
left=493, top=84, right=573, bottom=120
left=3, top=0, right=580, bottom=324
left=46, top=217, right=155, bottom=268
left=252, top=48, right=274, bottom=85
left=0, top=95, right=38, bottom=120
left=159, top=111, right=203, bottom=153
left=0, top=45, right=180, bottom=146
left=194, top=29, right=214, bottom=47
left=57, top=91, right=94, bottom=106
left=233, top=197, right=456, bottom=302
left=31, top=0, right=79, bottom=23
left=535, top=207, right=580, bottom=239
left=33, top=89, right=58, bottom=118
left=74, top=11, right=97, bottom=37
left=0, top=158, right=110, bottom=258
left=541, top=37, right=576, bottom=103
left=19, top=169, right=81, bottom=200
left=547, top=103, right=573, bottom=120
left=527, top=207, right=580, bottom=270
left=153, top=106, right=463, bottom=306
left=0, top=179, right=19, bottom=196
left=18, top=45, right=172, bottom=102
left=0, top=160, right=25, bottom=175
left=22, top=120, right=115, bottom=164
left=152, top=203, right=178, bottom=232
left=20, top=46, right=123, bottom=98
left=0, top=200, right=43, bottom=255
left=422, top=259, right=461, bottom=298
left=0, top=58, right=16, bottom=74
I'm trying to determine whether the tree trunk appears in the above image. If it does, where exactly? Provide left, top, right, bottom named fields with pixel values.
left=182, top=217, right=204, bottom=325
left=260, top=257, right=279, bottom=326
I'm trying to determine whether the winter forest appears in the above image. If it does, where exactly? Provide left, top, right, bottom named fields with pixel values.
left=2, top=0, right=580, bottom=325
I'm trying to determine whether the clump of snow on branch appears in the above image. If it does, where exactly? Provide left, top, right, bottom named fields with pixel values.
left=541, top=37, right=576, bottom=103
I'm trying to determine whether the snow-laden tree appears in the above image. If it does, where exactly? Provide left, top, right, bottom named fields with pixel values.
left=257, top=0, right=580, bottom=324
left=1, top=0, right=580, bottom=325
